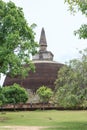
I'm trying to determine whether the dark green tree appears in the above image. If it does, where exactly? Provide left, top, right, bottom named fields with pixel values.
left=0, top=0, right=38, bottom=77
left=0, top=87, right=6, bottom=107
left=0, top=87, right=3, bottom=106
left=2, top=83, right=28, bottom=108
left=55, top=49, right=87, bottom=108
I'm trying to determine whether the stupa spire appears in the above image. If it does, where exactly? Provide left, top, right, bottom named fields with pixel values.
left=39, top=28, right=47, bottom=51
left=32, top=27, right=54, bottom=61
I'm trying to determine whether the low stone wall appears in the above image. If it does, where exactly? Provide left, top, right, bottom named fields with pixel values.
left=0, top=103, right=86, bottom=111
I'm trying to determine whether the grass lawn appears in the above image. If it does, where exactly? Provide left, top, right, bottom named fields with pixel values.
left=0, top=110, right=87, bottom=130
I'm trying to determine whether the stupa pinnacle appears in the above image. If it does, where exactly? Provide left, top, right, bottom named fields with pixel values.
left=39, top=27, right=47, bottom=51
left=4, top=28, right=63, bottom=92
left=32, top=28, right=54, bottom=61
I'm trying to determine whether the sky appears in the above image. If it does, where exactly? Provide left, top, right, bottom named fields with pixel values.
left=0, top=0, right=87, bottom=85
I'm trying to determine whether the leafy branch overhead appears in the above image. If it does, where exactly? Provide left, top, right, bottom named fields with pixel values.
left=65, top=0, right=87, bottom=39
left=0, top=0, right=38, bottom=77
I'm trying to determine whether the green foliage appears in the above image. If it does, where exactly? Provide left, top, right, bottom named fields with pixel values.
left=36, top=86, right=53, bottom=103
left=0, top=0, right=38, bottom=77
left=2, top=83, right=28, bottom=105
left=55, top=49, right=87, bottom=108
left=0, top=87, right=3, bottom=106
left=74, top=24, right=87, bottom=39
left=65, top=0, right=87, bottom=39
left=0, top=87, right=6, bottom=106
left=65, top=0, right=87, bottom=14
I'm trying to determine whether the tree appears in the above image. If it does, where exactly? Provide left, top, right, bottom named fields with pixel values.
left=0, top=0, right=38, bottom=77
left=64, top=0, right=87, bottom=39
left=0, top=87, right=4, bottom=106
left=55, top=49, right=87, bottom=108
left=36, top=86, right=53, bottom=104
left=0, top=87, right=7, bottom=111
left=2, top=83, right=28, bottom=109
left=64, top=0, right=87, bottom=14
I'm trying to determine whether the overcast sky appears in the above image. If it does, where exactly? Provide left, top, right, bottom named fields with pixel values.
left=0, top=0, right=87, bottom=85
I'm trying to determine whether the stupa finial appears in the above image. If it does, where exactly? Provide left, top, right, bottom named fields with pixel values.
left=32, top=27, right=54, bottom=61
left=39, top=27, right=47, bottom=51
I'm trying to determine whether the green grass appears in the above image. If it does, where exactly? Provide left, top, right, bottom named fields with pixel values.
left=0, top=126, right=11, bottom=130
left=0, top=110, right=87, bottom=130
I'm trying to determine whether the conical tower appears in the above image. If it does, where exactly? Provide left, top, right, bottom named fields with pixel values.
left=39, top=28, right=47, bottom=52
left=3, top=28, right=63, bottom=94
left=32, top=28, right=54, bottom=61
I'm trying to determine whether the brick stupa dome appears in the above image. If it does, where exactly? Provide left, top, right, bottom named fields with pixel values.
left=4, top=28, right=63, bottom=92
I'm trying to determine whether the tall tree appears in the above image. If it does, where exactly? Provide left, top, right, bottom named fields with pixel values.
left=0, top=0, right=38, bottom=77
left=55, top=49, right=87, bottom=108
left=64, top=0, right=87, bottom=39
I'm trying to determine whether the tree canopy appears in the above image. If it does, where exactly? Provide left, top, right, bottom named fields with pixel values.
left=65, top=0, right=87, bottom=14
left=2, top=83, right=28, bottom=105
left=65, top=0, right=87, bottom=39
left=0, top=0, right=38, bottom=77
left=36, top=86, right=53, bottom=103
left=55, top=49, right=87, bottom=108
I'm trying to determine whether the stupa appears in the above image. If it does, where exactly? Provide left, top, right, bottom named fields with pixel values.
left=4, top=28, right=63, bottom=92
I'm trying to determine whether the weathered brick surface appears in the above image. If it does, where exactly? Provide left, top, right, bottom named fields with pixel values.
left=3, top=62, right=63, bottom=91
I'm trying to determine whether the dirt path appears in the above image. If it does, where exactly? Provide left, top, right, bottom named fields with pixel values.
left=0, top=126, right=48, bottom=130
